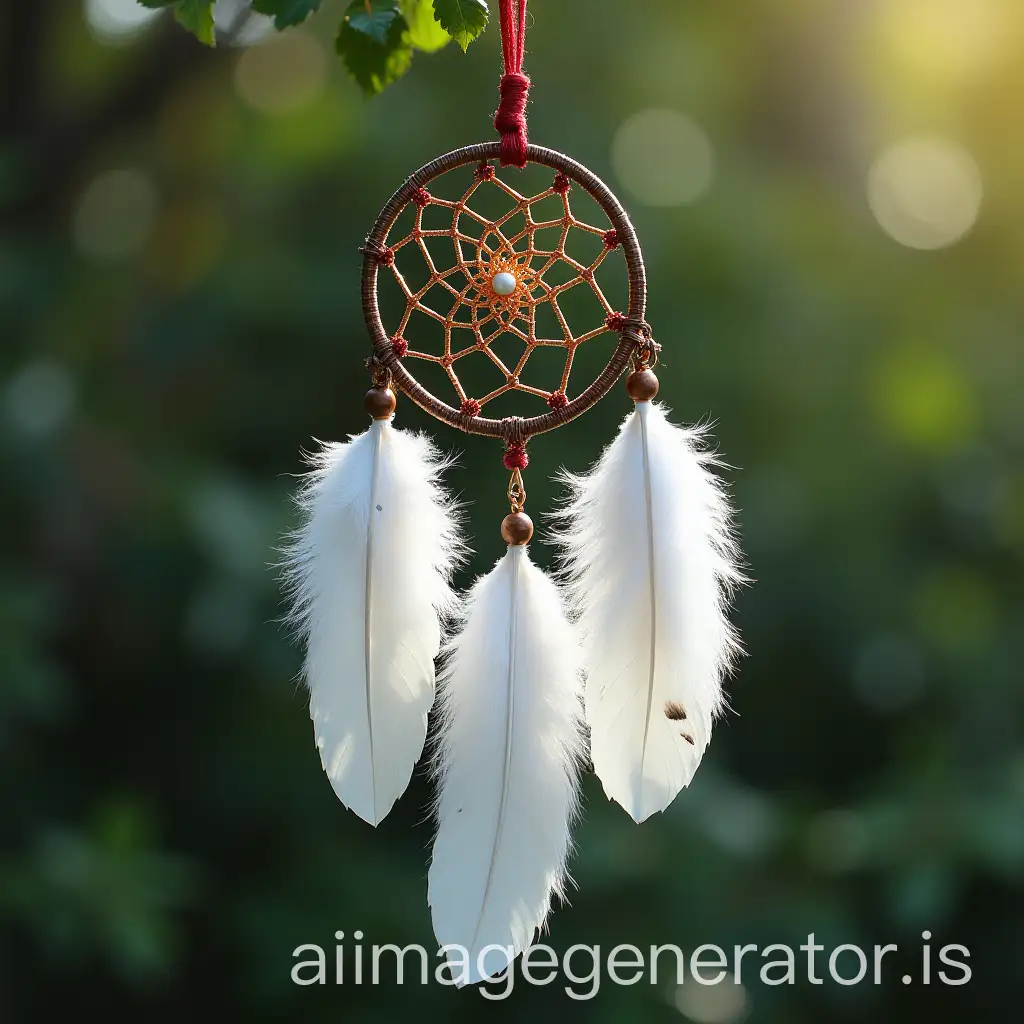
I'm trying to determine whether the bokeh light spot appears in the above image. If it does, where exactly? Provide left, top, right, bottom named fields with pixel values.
left=4, top=361, right=76, bottom=438
left=804, top=809, right=868, bottom=874
left=913, top=566, right=995, bottom=654
left=868, top=137, right=982, bottom=250
left=853, top=634, right=927, bottom=712
left=612, top=109, right=715, bottom=207
left=185, top=580, right=253, bottom=655
left=234, top=31, right=328, bottom=116
left=216, top=0, right=275, bottom=47
left=699, top=783, right=778, bottom=860
left=675, top=980, right=748, bottom=1023
left=73, top=168, right=158, bottom=262
left=872, top=345, right=976, bottom=451
left=188, top=480, right=276, bottom=578
left=84, top=0, right=161, bottom=45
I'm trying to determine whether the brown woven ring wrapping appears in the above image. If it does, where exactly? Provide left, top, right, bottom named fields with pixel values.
left=361, top=142, right=648, bottom=442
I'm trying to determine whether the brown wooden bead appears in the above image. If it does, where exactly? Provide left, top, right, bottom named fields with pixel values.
left=364, top=387, right=396, bottom=419
left=501, top=512, right=534, bottom=546
left=626, top=368, right=659, bottom=402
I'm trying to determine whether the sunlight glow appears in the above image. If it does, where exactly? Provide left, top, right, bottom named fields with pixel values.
left=878, top=0, right=1009, bottom=85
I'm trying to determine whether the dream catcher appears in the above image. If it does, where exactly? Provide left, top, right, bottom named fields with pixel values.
left=284, top=0, right=742, bottom=985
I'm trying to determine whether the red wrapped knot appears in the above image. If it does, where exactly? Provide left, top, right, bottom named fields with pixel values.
left=494, top=73, right=531, bottom=168
left=503, top=443, right=529, bottom=471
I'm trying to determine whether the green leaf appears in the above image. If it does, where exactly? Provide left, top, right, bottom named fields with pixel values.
left=251, top=0, right=324, bottom=29
left=337, top=3, right=414, bottom=97
left=172, top=0, right=216, bottom=46
left=432, top=0, right=488, bottom=52
left=347, top=0, right=403, bottom=46
left=401, top=0, right=450, bottom=53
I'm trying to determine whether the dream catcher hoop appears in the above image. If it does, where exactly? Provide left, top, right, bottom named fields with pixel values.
left=361, top=142, right=652, bottom=441
left=284, top=0, right=741, bottom=988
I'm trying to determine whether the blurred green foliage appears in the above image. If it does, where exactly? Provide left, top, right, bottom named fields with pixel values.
left=1, top=0, right=1022, bottom=1020
left=139, top=0, right=488, bottom=94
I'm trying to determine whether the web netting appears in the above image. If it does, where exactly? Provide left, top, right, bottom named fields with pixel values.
left=373, top=160, right=629, bottom=419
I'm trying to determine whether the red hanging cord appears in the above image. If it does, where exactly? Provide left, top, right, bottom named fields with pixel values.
left=493, top=0, right=530, bottom=167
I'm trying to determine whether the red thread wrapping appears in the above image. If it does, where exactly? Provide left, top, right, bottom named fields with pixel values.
left=461, top=398, right=482, bottom=417
left=603, top=228, right=620, bottom=249
left=494, top=1, right=530, bottom=167
left=503, top=443, right=529, bottom=470
left=390, top=335, right=408, bottom=357
left=546, top=391, right=568, bottom=410
left=605, top=311, right=627, bottom=332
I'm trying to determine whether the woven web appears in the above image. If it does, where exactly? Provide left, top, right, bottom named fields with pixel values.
left=378, top=163, right=624, bottom=415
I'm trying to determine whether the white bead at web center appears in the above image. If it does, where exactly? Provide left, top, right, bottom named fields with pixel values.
left=491, top=271, right=518, bottom=296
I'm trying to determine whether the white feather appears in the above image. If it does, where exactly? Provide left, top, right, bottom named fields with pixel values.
left=428, top=545, right=584, bottom=985
left=282, top=419, right=464, bottom=826
left=555, top=401, right=743, bottom=823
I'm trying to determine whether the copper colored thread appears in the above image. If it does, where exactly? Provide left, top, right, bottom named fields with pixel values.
left=361, top=142, right=650, bottom=444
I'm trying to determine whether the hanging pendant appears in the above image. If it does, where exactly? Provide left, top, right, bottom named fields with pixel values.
left=284, top=0, right=742, bottom=987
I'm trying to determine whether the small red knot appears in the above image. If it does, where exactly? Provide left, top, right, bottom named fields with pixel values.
left=475, top=337, right=487, bottom=349
left=603, top=229, right=620, bottom=250
left=552, top=173, right=571, bottom=195
left=475, top=161, right=496, bottom=181
left=376, top=247, right=395, bottom=267
left=441, top=355, right=454, bottom=368
left=606, top=311, right=627, bottom=331
left=503, top=444, right=529, bottom=471
left=581, top=267, right=594, bottom=282
left=460, top=398, right=481, bottom=417
left=390, top=336, right=408, bottom=358
left=411, top=187, right=430, bottom=208
left=547, top=391, right=568, bottom=410
left=494, top=73, right=531, bottom=168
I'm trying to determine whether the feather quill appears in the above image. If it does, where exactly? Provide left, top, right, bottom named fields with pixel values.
left=282, top=419, right=464, bottom=826
left=555, top=401, right=743, bottom=823
left=428, top=545, right=584, bottom=985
